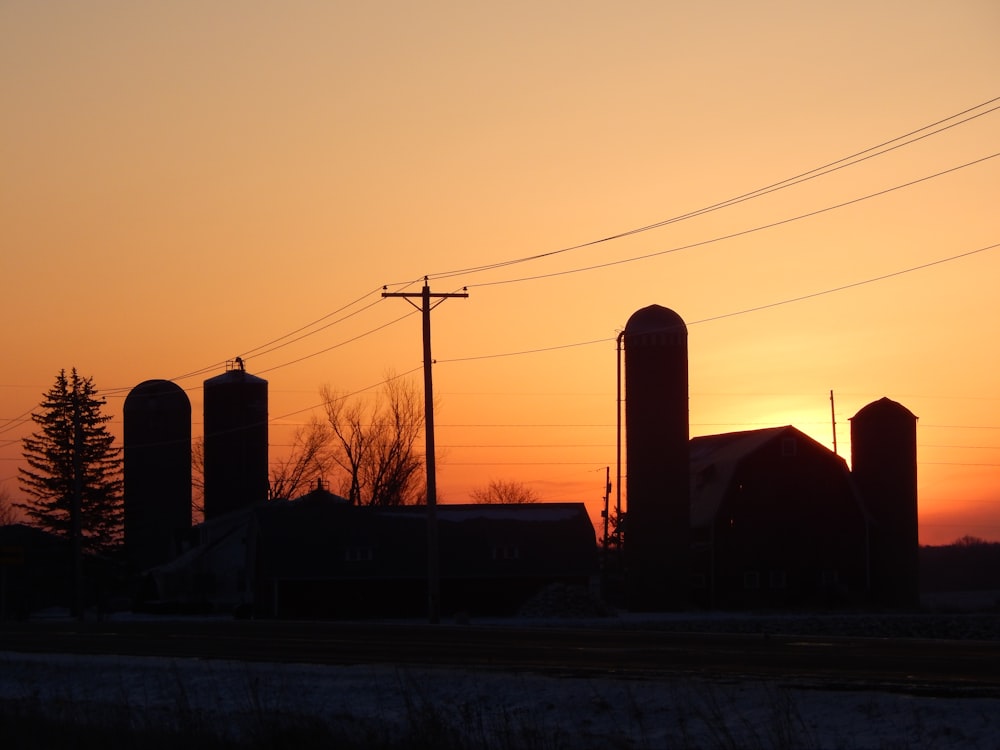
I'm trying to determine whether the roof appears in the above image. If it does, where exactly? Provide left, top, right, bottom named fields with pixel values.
left=124, top=379, right=190, bottom=410
left=689, top=426, right=849, bottom=527
left=290, top=480, right=350, bottom=505
left=851, top=396, right=918, bottom=422
left=393, top=502, right=590, bottom=524
left=624, top=304, right=686, bottom=336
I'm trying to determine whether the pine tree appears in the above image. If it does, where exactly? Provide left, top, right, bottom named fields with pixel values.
left=18, top=368, right=124, bottom=554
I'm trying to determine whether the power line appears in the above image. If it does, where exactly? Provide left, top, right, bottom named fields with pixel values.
left=140, top=144, right=997, bottom=397
left=10, top=108, right=996, bottom=417
left=163, top=97, right=999, bottom=385
left=690, top=242, right=1000, bottom=324
left=238, top=287, right=386, bottom=362
left=434, top=240, right=999, bottom=365
left=464, top=153, right=1000, bottom=289
left=2, top=107, right=997, bottom=452
left=1, top=237, right=996, bottom=446
left=414, top=96, right=1000, bottom=284
left=253, top=310, right=418, bottom=376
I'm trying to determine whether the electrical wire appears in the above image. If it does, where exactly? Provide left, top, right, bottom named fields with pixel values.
left=411, top=97, right=1000, bottom=284
left=2, top=102, right=998, bottom=463
left=463, top=152, right=1000, bottom=289
left=44, top=103, right=1000, bottom=411
left=434, top=240, right=1000, bottom=364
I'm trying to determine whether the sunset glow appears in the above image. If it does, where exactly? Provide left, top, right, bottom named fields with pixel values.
left=1, top=1, right=997, bottom=545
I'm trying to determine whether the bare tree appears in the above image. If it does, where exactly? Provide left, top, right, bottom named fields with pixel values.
left=953, top=535, right=989, bottom=547
left=191, top=436, right=205, bottom=524
left=269, top=416, right=333, bottom=501
left=322, top=374, right=425, bottom=506
left=470, top=478, right=540, bottom=504
left=599, top=506, right=625, bottom=552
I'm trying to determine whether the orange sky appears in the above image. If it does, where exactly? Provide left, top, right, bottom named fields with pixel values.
left=1, top=2, right=998, bottom=545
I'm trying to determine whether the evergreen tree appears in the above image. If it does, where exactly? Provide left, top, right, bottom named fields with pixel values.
left=18, top=368, right=123, bottom=554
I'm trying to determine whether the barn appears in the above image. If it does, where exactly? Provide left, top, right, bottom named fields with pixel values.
left=145, top=495, right=598, bottom=619
left=689, top=426, right=869, bottom=609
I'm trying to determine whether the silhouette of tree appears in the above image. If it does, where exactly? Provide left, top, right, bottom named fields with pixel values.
left=269, top=416, right=333, bottom=501
left=190, top=436, right=205, bottom=523
left=322, top=374, right=425, bottom=506
left=599, top=506, right=625, bottom=552
left=471, top=478, right=540, bottom=504
left=953, top=534, right=989, bottom=547
left=17, top=369, right=123, bottom=554
left=0, top=485, right=18, bottom=525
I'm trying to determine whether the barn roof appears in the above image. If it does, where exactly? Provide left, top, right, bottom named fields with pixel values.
left=389, top=502, right=590, bottom=523
left=689, top=426, right=849, bottom=527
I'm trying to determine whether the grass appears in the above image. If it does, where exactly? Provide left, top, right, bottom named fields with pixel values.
left=0, top=655, right=983, bottom=750
left=0, top=679, right=823, bottom=750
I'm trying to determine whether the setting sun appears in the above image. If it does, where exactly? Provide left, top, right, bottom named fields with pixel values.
left=1, top=1, right=998, bottom=546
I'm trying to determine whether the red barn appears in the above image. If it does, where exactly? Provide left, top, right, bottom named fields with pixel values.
left=689, top=426, right=869, bottom=608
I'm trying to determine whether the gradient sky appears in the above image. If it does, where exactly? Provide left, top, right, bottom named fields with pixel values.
left=2, top=1, right=998, bottom=544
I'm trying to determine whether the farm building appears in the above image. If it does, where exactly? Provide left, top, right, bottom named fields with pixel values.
left=144, top=494, right=598, bottom=618
left=689, top=426, right=869, bottom=609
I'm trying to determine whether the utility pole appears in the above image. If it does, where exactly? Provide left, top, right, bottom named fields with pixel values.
left=383, top=278, right=468, bottom=623
left=830, top=389, right=838, bottom=455
left=600, top=465, right=612, bottom=599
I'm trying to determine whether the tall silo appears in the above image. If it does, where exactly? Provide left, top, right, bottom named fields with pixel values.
left=203, top=359, right=269, bottom=520
left=850, top=397, right=919, bottom=607
left=123, top=379, right=192, bottom=570
left=624, top=305, right=690, bottom=609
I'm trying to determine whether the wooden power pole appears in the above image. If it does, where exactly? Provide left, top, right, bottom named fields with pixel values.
left=383, top=278, right=468, bottom=623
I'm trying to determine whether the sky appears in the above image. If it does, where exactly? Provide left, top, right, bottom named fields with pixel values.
left=1, top=1, right=998, bottom=545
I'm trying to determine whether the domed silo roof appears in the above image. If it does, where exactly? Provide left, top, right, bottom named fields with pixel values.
left=622, top=304, right=690, bottom=610
left=624, top=304, right=686, bottom=336
left=125, top=379, right=191, bottom=412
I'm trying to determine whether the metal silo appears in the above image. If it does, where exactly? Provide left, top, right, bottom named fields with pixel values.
left=623, top=305, right=690, bottom=610
left=850, top=397, right=919, bottom=607
left=123, top=379, right=192, bottom=570
left=203, top=359, right=269, bottom=520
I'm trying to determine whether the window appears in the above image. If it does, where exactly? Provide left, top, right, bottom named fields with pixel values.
left=781, top=437, right=797, bottom=457
left=743, top=571, right=760, bottom=590
left=769, top=570, right=787, bottom=590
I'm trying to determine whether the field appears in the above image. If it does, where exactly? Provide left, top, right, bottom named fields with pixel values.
left=3, top=612, right=1000, bottom=749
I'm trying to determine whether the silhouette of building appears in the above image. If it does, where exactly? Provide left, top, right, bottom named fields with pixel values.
left=0, top=524, right=72, bottom=619
left=851, top=397, right=919, bottom=607
left=622, top=303, right=919, bottom=611
left=690, top=426, right=868, bottom=608
left=623, top=304, right=690, bottom=610
left=123, top=379, right=192, bottom=571
left=145, top=497, right=598, bottom=618
left=118, top=306, right=920, bottom=617
left=203, top=360, right=269, bottom=520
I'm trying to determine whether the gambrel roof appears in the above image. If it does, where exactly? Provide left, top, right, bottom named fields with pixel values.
left=689, top=426, right=851, bottom=527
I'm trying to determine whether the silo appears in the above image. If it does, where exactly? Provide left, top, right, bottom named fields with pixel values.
left=624, top=305, right=690, bottom=609
left=850, top=397, right=919, bottom=607
left=203, top=359, right=269, bottom=520
left=123, top=379, right=192, bottom=570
